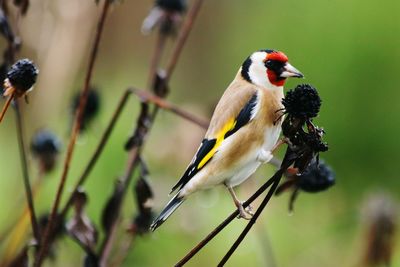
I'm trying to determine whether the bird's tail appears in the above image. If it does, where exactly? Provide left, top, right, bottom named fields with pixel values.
left=150, top=194, right=185, bottom=232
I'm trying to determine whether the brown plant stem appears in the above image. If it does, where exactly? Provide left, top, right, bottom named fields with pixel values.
left=130, top=88, right=209, bottom=129
left=218, top=174, right=283, bottom=266
left=0, top=93, right=13, bottom=123
left=164, top=0, right=204, bottom=83
left=34, top=1, right=112, bottom=265
left=175, top=175, right=277, bottom=266
left=13, top=100, right=40, bottom=245
left=60, top=89, right=132, bottom=218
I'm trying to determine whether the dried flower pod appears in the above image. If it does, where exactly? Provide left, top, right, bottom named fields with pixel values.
left=156, top=0, right=186, bottom=12
left=282, top=84, right=321, bottom=120
left=13, top=0, right=29, bottom=16
left=0, top=59, right=38, bottom=123
left=0, top=8, right=15, bottom=43
left=141, top=0, right=186, bottom=35
left=30, top=129, right=61, bottom=173
left=71, top=88, right=100, bottom=132
left=66, top=188, right=98, bottom=253
left=361, top=193, right=398, bottom=267
left=101, top=181, right=123, bottom=234
left=276, top=160, right=335, bottom=211
left=124, top=102, right=150, bottom=150
left=38, top=213, right=64, bottom=260
left=131, top=160, right=154, bottom=234
left=83, top=252, right=99, bottom=267
left=6, top=58, right=38, bottom=96
left=296, top=160, right=335, bottom=193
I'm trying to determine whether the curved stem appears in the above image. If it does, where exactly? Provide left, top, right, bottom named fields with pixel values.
left=14, top=100, right=40, bottom=244
left=175, top=176, right=276, bottom=266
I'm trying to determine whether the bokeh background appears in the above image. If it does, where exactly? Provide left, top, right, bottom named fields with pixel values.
left=0, top=0, right=399, bottom=266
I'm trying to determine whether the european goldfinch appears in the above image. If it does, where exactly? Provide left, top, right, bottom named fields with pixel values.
left=151, top=49, right=303, bottom=231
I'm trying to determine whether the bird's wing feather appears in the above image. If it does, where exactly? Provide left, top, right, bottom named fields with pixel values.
left=171, top=77, right=258, bottom=193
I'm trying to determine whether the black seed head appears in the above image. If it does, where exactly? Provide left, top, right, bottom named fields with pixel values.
left=156, top=0, right=186, bottom=12
left=31, top=130, right=61, bottom=172
left=297, top=160, right=335, bottom=193
left=7, top=58, right=38, bottom=92
left=71, top=88, right=100, bottom=131
left=282, top=84, right=321, bottom=119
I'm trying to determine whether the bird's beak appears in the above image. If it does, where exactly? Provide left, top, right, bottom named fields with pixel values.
left=280, top=63, right=304, bottom=78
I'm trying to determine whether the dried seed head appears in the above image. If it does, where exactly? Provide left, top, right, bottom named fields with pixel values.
left=282, top=84, right=321, bottom=119
left=6, top=58, right=38, bottom=93
left=156, top=0, right=186, bottom=12
left=361, top=193, right=398, bottom=266
left=71, top=88, right=100, bottom=131
left=30, top=129, right=61, bottom=172
left=297, top=159, right=335, bottom=193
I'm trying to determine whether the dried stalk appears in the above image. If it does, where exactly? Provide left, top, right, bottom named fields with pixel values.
left=218, top=174, right=283, bottom=266
left=13, top=100, right=40, bottom=244
left=130, top=88, right=208, bottom=129
left=175, top=176, right=276, bottom=266
left=60, top=89, right=132, bottom=218
left=34, top=0, right=112, bottom=265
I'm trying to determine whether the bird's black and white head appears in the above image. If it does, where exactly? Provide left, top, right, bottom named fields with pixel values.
left=241, top=49, right=303, bottom=89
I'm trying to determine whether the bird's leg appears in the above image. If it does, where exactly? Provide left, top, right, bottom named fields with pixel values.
left=271, top=138, right=288, bottom=154
left=225, top=184, right=253, bottom=220
left=257, top=138, right=289, bottom=164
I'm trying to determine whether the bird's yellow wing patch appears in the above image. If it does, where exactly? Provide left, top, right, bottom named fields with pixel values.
left=197, top=118, right=236, bottom=169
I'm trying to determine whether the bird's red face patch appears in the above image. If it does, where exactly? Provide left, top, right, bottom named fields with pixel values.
left=266, top=51, right=288, bottom=62
left=265, top=51, right=289, bottom=86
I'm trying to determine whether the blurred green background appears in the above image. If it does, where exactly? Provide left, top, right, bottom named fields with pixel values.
left=0, top=0, right=399, bottom=266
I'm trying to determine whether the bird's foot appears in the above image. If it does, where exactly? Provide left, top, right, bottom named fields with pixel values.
left=236, top=202, right=253, bottom=220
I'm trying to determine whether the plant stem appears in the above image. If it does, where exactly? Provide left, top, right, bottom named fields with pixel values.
left=175, top=175, right=276, bottom=266
left=13, top=100, right=40, bottom=244
left=218, top=174, right=283, bottom=266
left=130, top=88, right=209, bottom=129
left=164, top=0, right=204, bottom=83
left=34, top=1, right=112, bottom=265
left=60, top=89, right=132, bottom=218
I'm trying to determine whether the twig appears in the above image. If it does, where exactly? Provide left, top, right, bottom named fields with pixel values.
left=147, top=32, right=167, bottom=91
left=13, top=100, right=40, bottom=244
left=130, top=88, right=208, bottom=129
left=175, top=176, right=276, bottom=266
left=34, top=1, right=112, bottom=265
left=164, top=0, right=204, bottom=83
left=218, top=174, right=283, bottom=266
left=60, top=89, right=132, bottom=218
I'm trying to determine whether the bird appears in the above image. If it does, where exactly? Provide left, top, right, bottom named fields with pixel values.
left=150, top=49, right=303, bottom=231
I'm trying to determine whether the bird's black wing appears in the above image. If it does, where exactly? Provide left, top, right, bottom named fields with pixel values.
left=170, top=92, right=258, bottom=193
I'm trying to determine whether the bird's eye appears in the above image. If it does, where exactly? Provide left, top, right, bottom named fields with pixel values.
left=265, top=60, right=273, bottom=68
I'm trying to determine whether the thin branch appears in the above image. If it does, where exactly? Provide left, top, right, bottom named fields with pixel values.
left=35, top=1, right=112, bottom=265
left=13, top=100, right=40, bottom=244
left=130, top=88, right=209, bottom=129
left=147, top=32, right=167, bottom=91
left=218, top=174, right=283, bottom=266
left=175, top=175, right=277, bottom=266
left=164, top=0, right=204, bottom=83
left=60, top=89, right=132, bottom=218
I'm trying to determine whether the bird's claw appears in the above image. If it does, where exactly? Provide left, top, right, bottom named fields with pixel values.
left=236, top=202, right=253, bottom=220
